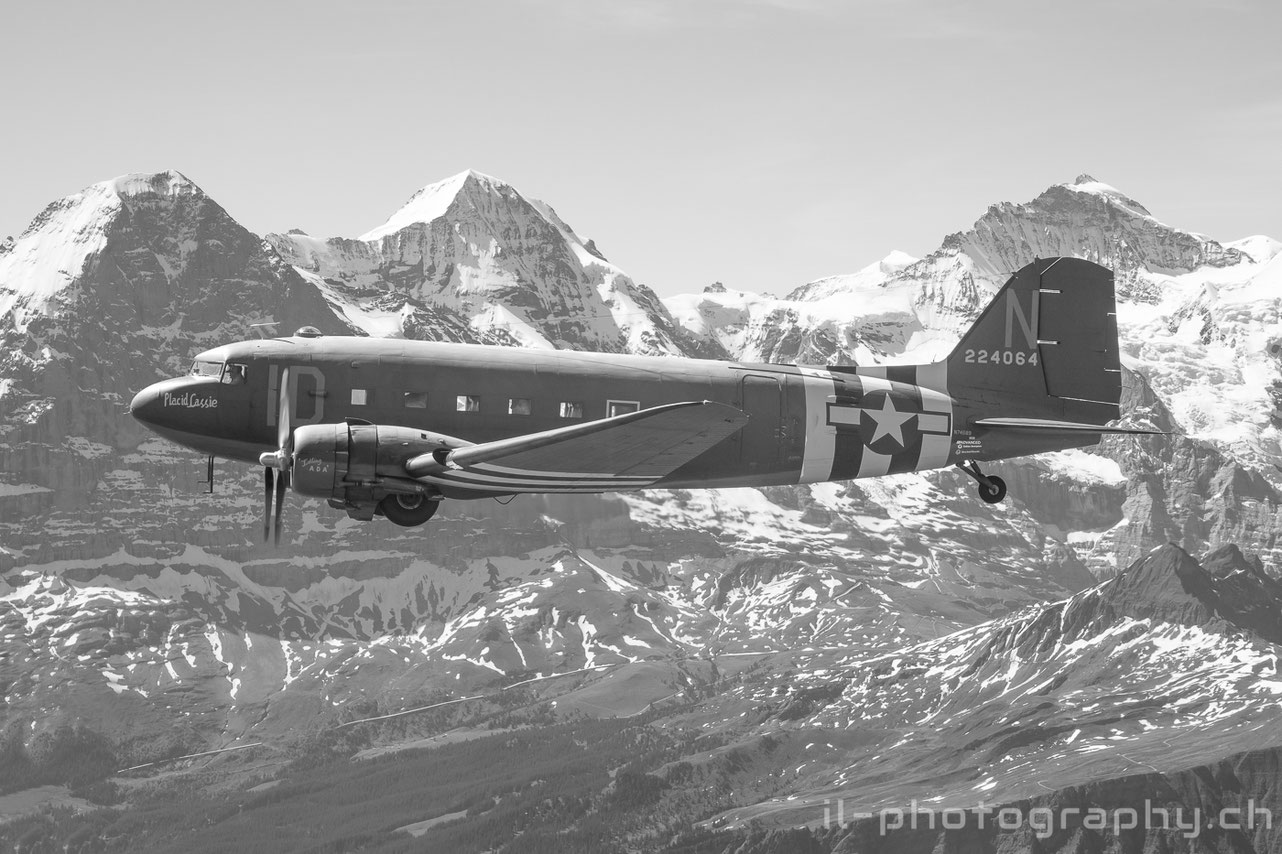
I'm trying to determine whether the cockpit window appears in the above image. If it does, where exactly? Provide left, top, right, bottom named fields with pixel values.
left=190, top=360, right=222, bottom=378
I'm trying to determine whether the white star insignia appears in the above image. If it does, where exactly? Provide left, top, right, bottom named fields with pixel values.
left=863, top=394, right=915, bottom=447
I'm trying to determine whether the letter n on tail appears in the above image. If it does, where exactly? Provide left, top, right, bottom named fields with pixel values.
left=1004, top=289, right=1039, bottom=349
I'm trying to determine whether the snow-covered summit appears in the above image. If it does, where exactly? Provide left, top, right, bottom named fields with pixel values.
left=110, top=169, right=202, bottom=199
left=1061, top=173, right=1154, bottom=218
left=1226, top=234, right=1282, bottom=264
left=0, top=172, right=171, bottom=330
left=1, top=166, right=344, bottom=356
left=360, top=169, right=513, bottom=242
left=786, top=250, right=919, bottom=302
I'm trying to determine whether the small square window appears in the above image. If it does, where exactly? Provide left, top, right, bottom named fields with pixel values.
left=351, top=389, right=368, bottom=406
left=403, top=391, right=428, bottom=409
left=607, top=400, right=640, bottom=418
left=559, top=401, right=583, bottom=419
left=508, top=398, right=532, bottom=415
left=457, top=395, right=480, bottom=413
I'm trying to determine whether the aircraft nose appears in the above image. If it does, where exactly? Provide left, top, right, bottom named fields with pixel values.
left=129, top=383, right=164, bottom=425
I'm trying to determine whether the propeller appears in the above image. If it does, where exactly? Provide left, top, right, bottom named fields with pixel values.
left=258, top=366, right=293, bottom=546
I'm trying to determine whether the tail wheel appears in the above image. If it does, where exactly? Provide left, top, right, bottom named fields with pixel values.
left=978, top=475, right=1007, bottom=504
left=379, top=493, right=440, bottom=527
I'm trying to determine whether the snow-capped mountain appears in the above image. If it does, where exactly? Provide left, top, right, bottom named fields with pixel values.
left=0, top=170, right=349, bottom=520
left=267, top=170, right=715, bottom=357
left=666, top=174, right=1282, bottom=574
left=666, top=174, right=1275, bottom=376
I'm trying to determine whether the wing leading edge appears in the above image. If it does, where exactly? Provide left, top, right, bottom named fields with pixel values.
left=973, top=417, right=1167, bottom=434
left=403, top=400, right=748, bottom=494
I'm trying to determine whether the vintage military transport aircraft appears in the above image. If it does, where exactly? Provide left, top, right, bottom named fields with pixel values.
left=130, top=258, right=1154, bottom=543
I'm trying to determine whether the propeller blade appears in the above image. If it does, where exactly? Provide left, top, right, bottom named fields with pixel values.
left=256, top=368, right=295, bottom=546
left=273, top=469, right=287, bottom=547
left=263, top=467, right=274, bottom=543
left=277, top=366, right=292, bottom=456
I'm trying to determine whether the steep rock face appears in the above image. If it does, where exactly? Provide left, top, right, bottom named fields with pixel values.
left=986, top=456, right=1125, bottom=537
left=1096, top=543, right=1282, bottom=643
left=268, top=170, right=717, bottom=357
left=1090, top=369, right=1282, bottom=573
left=0, top=171, right=349, bottom=518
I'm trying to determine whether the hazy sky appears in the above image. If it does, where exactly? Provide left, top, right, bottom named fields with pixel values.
left=4, top=0, right=1279, bottom=296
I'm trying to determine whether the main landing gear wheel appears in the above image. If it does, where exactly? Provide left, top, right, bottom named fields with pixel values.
left=978, top=475, right=1007, bottom=504
left=379, top=494, right=440, bottom=527
left=956, top=460, right=1007, bottom=504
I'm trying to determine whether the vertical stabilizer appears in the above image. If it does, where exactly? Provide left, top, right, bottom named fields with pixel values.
left=946, top=258, right=1121, bottom=424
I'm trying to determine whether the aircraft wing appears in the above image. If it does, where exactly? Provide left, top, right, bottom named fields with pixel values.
left=403, top=400, right=747, bottom=492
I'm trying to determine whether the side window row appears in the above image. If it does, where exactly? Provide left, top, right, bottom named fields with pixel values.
left=346, top=389, right=642, bottom=419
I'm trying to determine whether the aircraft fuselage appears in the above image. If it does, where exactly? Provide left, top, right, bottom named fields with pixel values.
left=131, top=335, right=1089, bottom=495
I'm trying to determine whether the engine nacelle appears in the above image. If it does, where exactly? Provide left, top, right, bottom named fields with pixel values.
left=292, top=422, right=469, bottom=515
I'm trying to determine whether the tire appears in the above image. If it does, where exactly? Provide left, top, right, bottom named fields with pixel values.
left=379, top=493, right=440, bottom=527
left=978, top=475, right=1007, bottom=504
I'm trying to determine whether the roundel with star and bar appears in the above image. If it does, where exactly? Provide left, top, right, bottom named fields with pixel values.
left=824, top=372, right=953, bottom=481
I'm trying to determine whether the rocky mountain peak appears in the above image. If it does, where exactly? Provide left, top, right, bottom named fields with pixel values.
left=1201, top=543, right=1265, bottom=579
left=0, top=169, right=338, bottom=342
left=360, top=168, right=517, bottom=242
left=949, top=175, right=1247, bottom=278
left=270, top=170, right=708, bottom=356
left=1064, top=173, right=1154, bottom=217
left=0, top=172, right=199, bottom=332
left=671, top=173, right=1264, bottom=370
left=1099, top=543, right=1282, bottom=644
left=969, top=544, right=1282, bottom=667
left=1103, top=542, right=1215, bottom=607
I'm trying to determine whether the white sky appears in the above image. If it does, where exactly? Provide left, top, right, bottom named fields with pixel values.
left=3, top=0, right=1279, bottom=296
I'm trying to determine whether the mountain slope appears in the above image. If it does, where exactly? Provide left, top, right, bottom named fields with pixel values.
left=666, top=544, right=1282, bottom=835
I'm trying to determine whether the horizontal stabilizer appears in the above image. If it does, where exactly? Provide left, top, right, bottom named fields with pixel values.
left=974, top=417, right=1166, bottom=435
left=404, top=401, right=747, bottom=490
